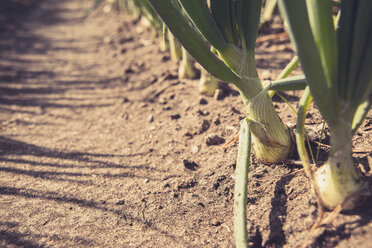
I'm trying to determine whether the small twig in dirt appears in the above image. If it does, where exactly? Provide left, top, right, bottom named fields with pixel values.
left=309, top=139, right=330, bottom=149
left=368, top=155, right=372, bottom=174
left=319, top=204, right=342, bottom=226
left=352, top=148, right=372, bottom=153
left=139, top=38, right=153, bottom=46
left=256, top=32, right=288, bottom=43
left=284, top=159, right=304, bottom=166
left=222, top=132, right=239, bottom=151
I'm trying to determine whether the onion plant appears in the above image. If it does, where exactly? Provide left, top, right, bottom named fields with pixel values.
left=167, top=29, right=182, bottom=61
left=261, top=0, right=278, bottom=25
left=178, top=47, right=197, bottom=79
left=279, top=0, right=372, bottom=210
left=148, top=0, right=298, bottom=164
left=199, top=68, right=219, bottom=97
left=147, top=2, right=310, bottom=246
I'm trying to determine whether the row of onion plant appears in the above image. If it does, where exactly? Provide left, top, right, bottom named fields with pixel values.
left=117, top=0, right=370, bottom=246
left=146, top=1, right=310, bottom=247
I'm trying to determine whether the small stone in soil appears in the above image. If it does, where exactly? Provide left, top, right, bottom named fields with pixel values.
left=159, top=96, right=167, bottom=104
left=171, top=113, right=181, bottom=120
left=197, top=110, right=209, bottom=116
left=139, top=102, right=148, bottom=108
left=210, top=219, right=222, bottom=226
left=116, top=200, right=125, bottom=205
left=183, top=159, right=199, bottom=171
left=206, top=134, right=225, bottom=146
left=213, top=89, right=225, bottom=100
left=103, top=36, right=111, bottom=44
left=147, top=114, right=154, bottom=122
left=191, top=145, right=199, bottom=154
left=261, top=70, right=271, bottom=79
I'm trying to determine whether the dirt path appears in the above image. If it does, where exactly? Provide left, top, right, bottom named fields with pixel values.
left=1, top=1, right=372, bottom=247
left=0, top=1, right=170, bottom=247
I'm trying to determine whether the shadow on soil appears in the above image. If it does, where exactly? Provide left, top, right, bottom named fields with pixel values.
left=0, top=221, right=95, bottom=247
left=0, top=184, right=189, bottom=247
left=0, top=137, right=186, bottom=246
left=0, top=136, right=169, bottom=182
left=0, top=0, right=125, bottom=117
left=265, top=174, right=295, bottom=247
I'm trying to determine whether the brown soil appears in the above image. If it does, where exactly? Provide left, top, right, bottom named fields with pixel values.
left=1, top=1, right=371, bottom=247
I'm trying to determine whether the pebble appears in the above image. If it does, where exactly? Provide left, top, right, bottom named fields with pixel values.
left=103, top=36, right=112, bottom=44
left=139, top=102, right=148, bottom=108
left=191, top=145, right=199, bottom=154
left=261, top=70, right=271, bottom=80
left=197, top=110, right=209, bottom=116
left=147, top=114, right=154, bottom=122
left=103, top=5, right=112, bottom=13
left=210, top=219, right=222, bottom=226
left=159, top=96, right=167, bottom=104
left=213, top=89, right=224, bottom=100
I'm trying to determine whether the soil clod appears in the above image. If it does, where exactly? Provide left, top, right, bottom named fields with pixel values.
left=206, top=134, right=225, bottom=146
left=199, top=98, right=208, bottom=105
left=170, top=113, right=181, bottom=120
left=183, top=159, right=199, bottom=171
left=199, top=119, right=210, bottom=134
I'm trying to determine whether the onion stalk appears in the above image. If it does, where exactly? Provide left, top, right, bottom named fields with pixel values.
left=178, top=47, right=197, bottom=79
left=279, top=0, right=372, bottom=210
left=167, top=29, right=181, bottom=62
left=199, top=68, right=219, bottom=97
